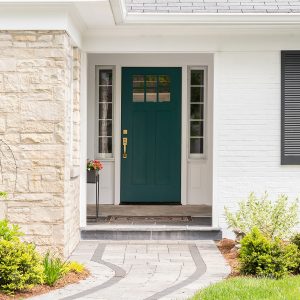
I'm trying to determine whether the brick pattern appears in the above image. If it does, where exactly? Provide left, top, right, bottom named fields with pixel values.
left=0, top=30, right=80, bottom=257
left=214, top=52, right=300, bottom=235
left=126, top=0, right=300, bottom=13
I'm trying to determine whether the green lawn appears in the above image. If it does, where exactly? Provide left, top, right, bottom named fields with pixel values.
left=191, top=276, right=300, bottom=300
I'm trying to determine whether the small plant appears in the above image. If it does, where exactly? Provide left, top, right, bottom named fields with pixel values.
left=0, top=191, right=7, bottom=199
left=239, top=227, right=299, bottom=279
left=43, top=252, right=66, bottom=286
left=225, top=192, right=299, bottom=239
left=64, top=261, right=85, bottom=274
left=0, top=239, right=44, bottom=294
left=0, top=219, right=23, bottom=241
left=87, top=159, right=103, bottom=171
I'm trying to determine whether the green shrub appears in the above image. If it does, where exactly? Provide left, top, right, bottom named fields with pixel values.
left=43, top=252, right=66, bottom=286
left=0, top=219, right=23, bottom=241
left=64, top=261, right=85, bottom=274
left=225, top=192, right=299, bottom=239
left=0, top=192, right=7, bottom=199
left=0, top=239, right=44, bottom=294
left=291, top=233, right=300, bottom=250
left=239, top=228, right=299, bottom=279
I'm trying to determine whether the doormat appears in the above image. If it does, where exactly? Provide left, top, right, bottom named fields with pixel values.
left=106, top=216, right=192, bottom=223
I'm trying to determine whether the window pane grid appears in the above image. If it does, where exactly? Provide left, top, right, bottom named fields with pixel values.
left=189, top=68, right=205, bottom=156
left=98, top=68, right=113, bottom=157
left=133, top=75, right=171, bottom=103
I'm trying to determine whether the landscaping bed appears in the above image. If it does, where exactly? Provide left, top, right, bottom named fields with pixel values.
left=191, top=192, right=300, bottom=300
left=216, top=238, right=239, bottom=277
left=0, top=217, right=90, bottom=300
left=0, top=269, right=89, bottom=300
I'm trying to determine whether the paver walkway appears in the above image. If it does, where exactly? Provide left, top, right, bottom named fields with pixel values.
left=31, top=241, right=230, bottom=300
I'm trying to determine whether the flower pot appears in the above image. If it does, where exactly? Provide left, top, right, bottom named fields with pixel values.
left=87, top=169, right=98, bottom=183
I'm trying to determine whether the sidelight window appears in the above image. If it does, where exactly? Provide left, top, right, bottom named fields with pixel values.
left=189, top=68, right=206, bottom=157
left=97, top=67, right=113, bottom=158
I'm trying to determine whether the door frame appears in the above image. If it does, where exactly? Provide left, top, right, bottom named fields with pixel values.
left=120, top=67, right=182, bottom=204
left=114, top=65, right=188, bottom=206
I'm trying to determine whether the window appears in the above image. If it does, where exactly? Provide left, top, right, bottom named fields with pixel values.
left=97, top=67, right=113, bottom=158
left=281, top=51, right=300, bottom=165
left=189, top=68, right=206, bottom=157
left=132, top=75, right=171, bottom=103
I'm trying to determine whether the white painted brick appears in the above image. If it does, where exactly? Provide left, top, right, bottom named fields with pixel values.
left=214, top=52, right=300, bottom=236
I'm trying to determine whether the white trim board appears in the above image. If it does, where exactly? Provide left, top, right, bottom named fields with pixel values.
left=123, top=13, right=300, bottom=25
left=0, top=4, right=84, bottom=47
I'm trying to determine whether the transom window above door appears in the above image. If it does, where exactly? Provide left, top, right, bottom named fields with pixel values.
left=132, top=75, right=171, bottom=103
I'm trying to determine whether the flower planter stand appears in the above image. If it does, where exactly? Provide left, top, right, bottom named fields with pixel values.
left=87, top=170, right=100, bottom=221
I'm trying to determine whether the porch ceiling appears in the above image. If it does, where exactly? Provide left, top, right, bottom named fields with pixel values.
left=125, top=0, right=300, bottom=14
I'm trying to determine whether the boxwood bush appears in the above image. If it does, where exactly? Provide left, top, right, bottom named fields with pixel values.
left=0, top=219, right=23, bottom=241
left=239, top=227, right=299, bottom=279
left=291, top=233, right=300, bottom=250
left=0, top=239, right=44, bottom=293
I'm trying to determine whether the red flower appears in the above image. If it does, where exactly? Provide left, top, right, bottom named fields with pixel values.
left=87, top=159, right=103, bottom=171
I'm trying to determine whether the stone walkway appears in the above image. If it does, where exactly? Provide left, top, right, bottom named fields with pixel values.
left=31, top=241, right=230, bottom=300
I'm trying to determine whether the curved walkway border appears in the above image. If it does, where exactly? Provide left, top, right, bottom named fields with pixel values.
left=144, top=244, right=207, bottom=300
left=60, top=244, right=127, bottom=300
left=30, top=240, right=230, bottom=300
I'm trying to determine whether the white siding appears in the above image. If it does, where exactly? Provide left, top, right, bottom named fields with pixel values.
left=214, top=51, right=300, bottom=236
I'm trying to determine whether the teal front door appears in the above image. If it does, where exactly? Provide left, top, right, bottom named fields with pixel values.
left=121, top=67, right=182, bottom=204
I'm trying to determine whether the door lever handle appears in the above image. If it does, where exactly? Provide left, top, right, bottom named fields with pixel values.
left=123, top=137, right=128, bottom=159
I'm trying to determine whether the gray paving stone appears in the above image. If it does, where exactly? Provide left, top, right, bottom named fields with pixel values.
left=29, top=240, right=229, bottom=300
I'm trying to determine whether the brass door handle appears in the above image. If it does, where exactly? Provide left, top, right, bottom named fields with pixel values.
left=123, top=137, right=128, bottom=159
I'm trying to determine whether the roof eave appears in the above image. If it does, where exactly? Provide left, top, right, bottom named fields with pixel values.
left=108, top=1, right=300, bottom=26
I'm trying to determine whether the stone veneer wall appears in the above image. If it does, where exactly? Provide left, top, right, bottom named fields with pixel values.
left=0, top=30, right=81, bottom=257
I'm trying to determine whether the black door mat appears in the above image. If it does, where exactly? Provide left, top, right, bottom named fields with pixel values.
left=87, top=216, right=212, bottom=226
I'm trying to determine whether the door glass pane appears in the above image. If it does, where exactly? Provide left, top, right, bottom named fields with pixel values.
left=99, top=103, right=112, bottom=120
left=99, top=137, right=112, bottom=154
left=190, top=121, right=203, bottom=137
left=133, top=75, right=144, bottom=102
left=146, top=75, right=157, bottom=102
left=99, top=86, right=112, bottom=102
left=191, top=70, right=204, bottom=85
left=190, top=138, right=203, bottom=154
left=159, top=75, right=171, bottom=102
left=99, top=120, right=112, bottom=136
left=190, top=104, right=204, bottom=120
left=191, top=87, right=204, bottom=103
left=99, top=69, right=112, bottom=85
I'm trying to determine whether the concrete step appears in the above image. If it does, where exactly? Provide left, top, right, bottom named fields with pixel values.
left=81, top=225, right=222, bottom=240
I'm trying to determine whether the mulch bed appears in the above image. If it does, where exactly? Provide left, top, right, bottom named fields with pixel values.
left=216, top=238, right=240, bottom=277
left=0, top=269, right=90, bottom=300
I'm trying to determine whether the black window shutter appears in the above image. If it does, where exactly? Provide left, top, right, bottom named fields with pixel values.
left=281, top=51, right=300, bottom=165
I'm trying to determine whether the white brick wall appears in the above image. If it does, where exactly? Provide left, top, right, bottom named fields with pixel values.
left=214, top=51, right=300, bottom=236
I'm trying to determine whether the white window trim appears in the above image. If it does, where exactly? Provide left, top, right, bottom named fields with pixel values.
left=188, top=66, right=207, bottom=159
left=95, top=65, right=115, bottom=160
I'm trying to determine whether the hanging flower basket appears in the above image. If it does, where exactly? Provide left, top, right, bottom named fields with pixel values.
left=87, top=159, right=103, bottom=184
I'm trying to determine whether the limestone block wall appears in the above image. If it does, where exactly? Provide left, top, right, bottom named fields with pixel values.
left=64, top=48, right=81, bottom=257
left=0, top=30, right=80, bottom=257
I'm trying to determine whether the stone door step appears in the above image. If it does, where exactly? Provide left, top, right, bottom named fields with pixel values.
left=80, top=225, right=222, bottom=240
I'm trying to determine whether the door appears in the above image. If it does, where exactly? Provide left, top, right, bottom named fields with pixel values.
left=121, top=67, right=182, bottom=204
